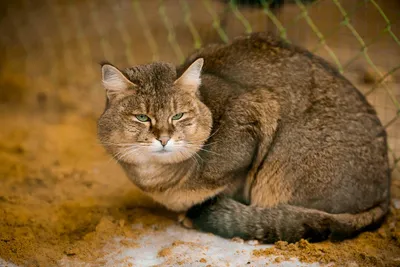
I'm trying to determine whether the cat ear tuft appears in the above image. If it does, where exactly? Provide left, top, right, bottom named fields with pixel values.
left=174, top=58, right=204, bottom=93
left=101, top=64, right=135, bottom=97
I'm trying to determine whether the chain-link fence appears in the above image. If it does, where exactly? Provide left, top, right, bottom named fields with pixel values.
left=0, top=0, right=399, bottom=178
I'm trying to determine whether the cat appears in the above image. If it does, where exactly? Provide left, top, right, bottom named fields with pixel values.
left=97, top=32, right=390, bottom=243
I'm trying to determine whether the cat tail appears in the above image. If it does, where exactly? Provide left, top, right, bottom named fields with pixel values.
left=185, top=196, right=388, bottom=243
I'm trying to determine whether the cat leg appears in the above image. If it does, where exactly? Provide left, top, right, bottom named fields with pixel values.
left=231, top=237, right=245, bottom=244
left=177, top=213, right=194, bottom=229
left=175, top=89, right=281, bottom=228
left=198, top=88, right=281, bottom=202
left=231, top=237, right=259, bottom=245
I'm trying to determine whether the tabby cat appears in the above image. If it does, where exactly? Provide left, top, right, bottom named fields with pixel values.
left=98, top=32, right=390, bottom=243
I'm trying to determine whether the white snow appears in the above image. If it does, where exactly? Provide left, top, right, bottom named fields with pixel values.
left=59, top=223, right=321, bottom=267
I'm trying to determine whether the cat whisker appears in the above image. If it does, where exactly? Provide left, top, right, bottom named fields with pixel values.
left=110, top=147, right=132, bottom=163
left=190, top=154, right=200, bottom=169
left=99, top=140, right=155, bottom=148
left=114, top=146, right=143, bottom=162
left=183, top=128, right=221, bottom=145
left=101, top=142, right=138, bottom=147
left=183, top=144, right=222, bottom=157
left=201, top=141, right=221, bottom=147
left=193, top=152, right=204, bottom=164
left=116, top=150, right=135, bottom=162
left=107, top=146, right=132, bottom=164
left=197, top=147, right=222, bottom=156
left=122, top=148, right=143, bottom=162
left=204, top=127, right=221, bottom=141
left=185, top=150, right=202, bottom=169
left=187, top=141, right=221, bottom=149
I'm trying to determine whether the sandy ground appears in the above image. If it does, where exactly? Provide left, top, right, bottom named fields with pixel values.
left=0, top=103, right=399, bottom=267
left=0, top=0, right=400, bottom=266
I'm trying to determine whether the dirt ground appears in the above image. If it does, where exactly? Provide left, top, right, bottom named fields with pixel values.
left=0, top=0, right=400, bottom=266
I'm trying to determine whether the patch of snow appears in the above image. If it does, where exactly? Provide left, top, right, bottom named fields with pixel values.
left=0, top=259, right=19, bottom=267
left=84, top=224, right=319, bottom=267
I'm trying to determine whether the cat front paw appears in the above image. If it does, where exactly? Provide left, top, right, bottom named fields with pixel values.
left=231, top=237, right=259, bottom=245
left=231, top=237, right=245, bottom=244
left=178, top=213, right=194, bottom=229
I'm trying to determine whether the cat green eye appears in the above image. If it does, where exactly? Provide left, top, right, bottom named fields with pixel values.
left=172, top=113, right=184, bottom=120
left=135, top=114, right=150, bottom=122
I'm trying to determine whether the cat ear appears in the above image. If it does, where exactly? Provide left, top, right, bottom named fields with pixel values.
left=174, top=58, right=204, bottom=93
left=101, top=64, right=135, bottom=97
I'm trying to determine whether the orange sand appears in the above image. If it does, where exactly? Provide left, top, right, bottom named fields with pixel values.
left=0, top=106, right=399, bottom=267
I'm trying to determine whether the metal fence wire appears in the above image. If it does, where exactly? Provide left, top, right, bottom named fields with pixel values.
left=0, top=0, right=399, bottom=178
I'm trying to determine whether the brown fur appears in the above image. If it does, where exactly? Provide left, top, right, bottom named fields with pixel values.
left=98, top=32, right=390, bottom=243
left=250, top=160, right=292, bottom=207
left=151, top=186, right=227, bottom=212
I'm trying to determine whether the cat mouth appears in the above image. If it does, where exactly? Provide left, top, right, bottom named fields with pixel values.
left=154, top=149, right=173, bottom=154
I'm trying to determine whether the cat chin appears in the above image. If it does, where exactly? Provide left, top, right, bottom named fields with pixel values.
left=149, top=151, right=196, bottom=164
left=117, top=151, right=196, bottom=165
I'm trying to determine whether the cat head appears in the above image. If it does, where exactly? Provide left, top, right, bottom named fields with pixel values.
left=97, top=58, right=212, bottom=165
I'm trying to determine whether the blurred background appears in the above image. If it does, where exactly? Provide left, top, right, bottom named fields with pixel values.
left=0, top=0, right=399, bottom=152
left=0, top=0, right=400, bottom=266
left=1, top=0, right=398, bottom=176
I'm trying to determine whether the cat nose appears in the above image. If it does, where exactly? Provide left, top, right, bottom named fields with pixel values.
left=158, top=136, right=170, bottom=147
